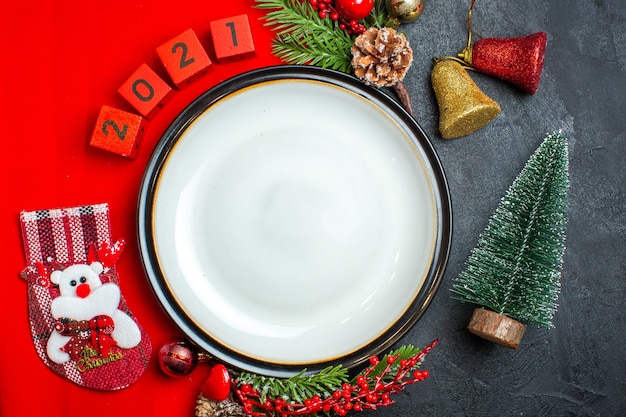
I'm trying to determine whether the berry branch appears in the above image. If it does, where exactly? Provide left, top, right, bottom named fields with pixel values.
left=308, top=0, right=367, bottom=35
left=237, top=365, right=350, bottom=404
left=255, top=0, right=391, bottom=73
left=232, top=340, right=437, bottom=417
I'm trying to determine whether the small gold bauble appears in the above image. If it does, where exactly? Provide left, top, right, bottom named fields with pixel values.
left=385, top=0, right=425, bottom=23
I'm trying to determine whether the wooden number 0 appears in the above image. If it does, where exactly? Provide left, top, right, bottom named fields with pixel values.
left=131, top=79, right=155, bottom=102
left=226, top=22, right=238, bottom=46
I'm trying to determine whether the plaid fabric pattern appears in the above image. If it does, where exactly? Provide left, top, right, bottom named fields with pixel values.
left=19, top=203, right=151, bottom=390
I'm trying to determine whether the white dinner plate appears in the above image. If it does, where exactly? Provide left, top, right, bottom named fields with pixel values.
left=138, top=65, right=451, bottom=377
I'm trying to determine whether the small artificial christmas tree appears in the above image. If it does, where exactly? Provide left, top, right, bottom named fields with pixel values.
left=451, top=131, right=569, bottom=348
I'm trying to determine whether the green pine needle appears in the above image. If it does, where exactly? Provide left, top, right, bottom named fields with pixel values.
left=255, top=0, right=391, bottom=73
left=364, top=0, right=396, bottom=29
left=234, top=346, right=423, bottom=402
left=256, top=0, right=353, bottom=72
left=236, top=364, right=349, bottom=402
left=451, top=131, right=570, bottom=327
left=366, top=344, right=423, bottom=382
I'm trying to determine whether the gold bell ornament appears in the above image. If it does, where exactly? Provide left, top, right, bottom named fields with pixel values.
left=431, top=59, right=501, bottom=139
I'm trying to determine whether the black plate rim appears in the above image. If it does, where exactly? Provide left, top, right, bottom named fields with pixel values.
left=137, top=64, right=452, bottom=377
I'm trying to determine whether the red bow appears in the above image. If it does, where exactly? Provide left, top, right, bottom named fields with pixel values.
left=55, top=315, right=117, bottom=360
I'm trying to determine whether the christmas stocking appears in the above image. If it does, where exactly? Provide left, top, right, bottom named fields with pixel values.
left=19, top=203, right=151, bottom=390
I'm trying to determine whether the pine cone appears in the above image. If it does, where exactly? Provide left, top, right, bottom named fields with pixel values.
left=195, top=394, right=246, bottom=417
left=351, top=27, right=413, bottom=87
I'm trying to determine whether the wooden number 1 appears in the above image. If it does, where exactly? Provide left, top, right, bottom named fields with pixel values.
left=210, top=14, right=255, bottom=63
left=225, top=21, right=238, bottom=47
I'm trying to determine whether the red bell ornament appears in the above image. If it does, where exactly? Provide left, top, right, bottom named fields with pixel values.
left=459, top=32, right=547, bottom=95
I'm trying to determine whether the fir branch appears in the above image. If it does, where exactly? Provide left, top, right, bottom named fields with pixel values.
left=367, top=344, right=423, bottom=382
left=273, top=31, right=353, bottom=72
left=236, top=364, right=349, bottom=403
left=256, top=0, right=354, bottom=71
left=364, top=0, right=394, bottom=28
left=451, top=132, right=569, bottom=327
left=232, top=341, right=436, bottom=416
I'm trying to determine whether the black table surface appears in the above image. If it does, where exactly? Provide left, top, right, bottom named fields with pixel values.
left=371, top=1, right=625, bottom=416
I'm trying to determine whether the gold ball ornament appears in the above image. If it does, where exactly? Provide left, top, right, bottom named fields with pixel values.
left=385, top=0, right=425, bottom=23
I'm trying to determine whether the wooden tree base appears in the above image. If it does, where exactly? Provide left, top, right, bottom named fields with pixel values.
left=467, top=308, right=526, bottom=349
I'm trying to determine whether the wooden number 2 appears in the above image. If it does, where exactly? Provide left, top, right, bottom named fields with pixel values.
left=102, top=120, right=128, bottom=140
left=172, top=42, right=195, bottom=69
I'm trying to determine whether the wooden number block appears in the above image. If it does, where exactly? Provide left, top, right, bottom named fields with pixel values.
left=210, top=14, right=255, bottom=63
left=89, top=105, right=146, bottom=159
left=118, top=63, right=174, bottom=119
left=157, top=28, right=212, bottom=88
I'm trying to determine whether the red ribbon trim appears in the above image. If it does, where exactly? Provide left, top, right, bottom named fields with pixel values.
left=55, top=315, right=117, bottom=360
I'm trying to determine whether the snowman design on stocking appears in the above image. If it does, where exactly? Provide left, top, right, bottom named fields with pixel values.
left=47, top=259, right=141, bottom=366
